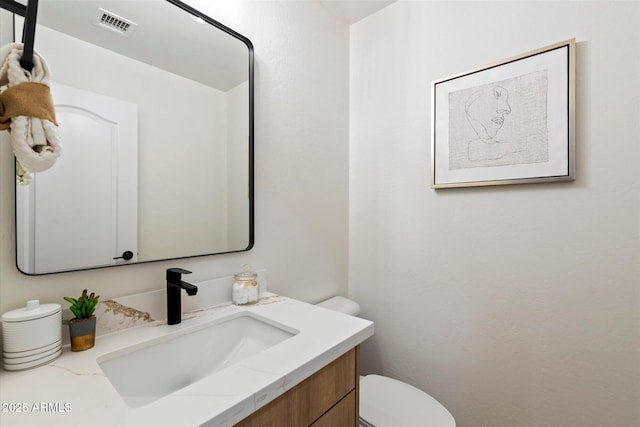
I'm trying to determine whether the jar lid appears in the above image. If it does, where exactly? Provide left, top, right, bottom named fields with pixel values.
left=234, top=264, right=257, bottom=280
left=2, top=300, right=61, bottom=322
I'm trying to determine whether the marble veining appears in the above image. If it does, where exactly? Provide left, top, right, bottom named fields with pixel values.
left=49, top=363, right=106, bottom=377
left=101, top=300, right=154, bottom=322
left=96, top=300, right=157, bottom=335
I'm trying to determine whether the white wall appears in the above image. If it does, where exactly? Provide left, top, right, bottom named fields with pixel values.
left=350, top=2, right=639, bottom=427
left=0, top=1, right=349, bottom=324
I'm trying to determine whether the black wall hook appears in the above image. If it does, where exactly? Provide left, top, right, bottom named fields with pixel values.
left=0, top=0, right=39, bottom=72
left=20, top=0, right=39, bottom=72
left=0, top=0, right=26, bottom=15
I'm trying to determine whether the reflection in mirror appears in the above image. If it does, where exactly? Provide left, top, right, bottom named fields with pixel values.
left=11, top=0, right=254, bottom=274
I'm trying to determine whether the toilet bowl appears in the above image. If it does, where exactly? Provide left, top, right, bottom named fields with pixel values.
left=317, top=296, right=456, bottom=427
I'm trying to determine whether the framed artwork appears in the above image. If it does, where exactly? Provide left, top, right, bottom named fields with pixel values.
left=431, top=39, right=575, bottom=188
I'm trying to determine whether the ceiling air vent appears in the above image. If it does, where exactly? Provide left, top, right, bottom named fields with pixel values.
left=92, top=8, right=138, bottom=38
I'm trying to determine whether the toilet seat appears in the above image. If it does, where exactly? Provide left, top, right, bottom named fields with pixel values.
left=359, top=375, right=455, bottom=427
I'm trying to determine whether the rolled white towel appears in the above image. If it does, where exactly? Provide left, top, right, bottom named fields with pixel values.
left=0, top=43, right=61, bottom=184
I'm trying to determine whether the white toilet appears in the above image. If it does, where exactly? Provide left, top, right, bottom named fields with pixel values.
left=317, top=296, right=456, bottom=427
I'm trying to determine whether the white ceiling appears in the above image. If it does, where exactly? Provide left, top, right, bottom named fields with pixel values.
left=318, top=0, right=397, bottom=25
left=34, top=0, right=248, bottom=91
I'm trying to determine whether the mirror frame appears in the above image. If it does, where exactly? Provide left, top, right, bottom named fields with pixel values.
left=4, top=0, right=255, bottom=275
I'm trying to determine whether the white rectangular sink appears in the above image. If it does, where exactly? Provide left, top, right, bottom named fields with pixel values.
left=97, top=312, right=297, bottom=408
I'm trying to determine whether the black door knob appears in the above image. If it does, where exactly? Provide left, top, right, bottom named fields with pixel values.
left=113, top=251, right=134, bottom=260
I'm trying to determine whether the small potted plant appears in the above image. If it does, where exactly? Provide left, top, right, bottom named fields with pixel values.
left=64, top=289, right=100, bottom=352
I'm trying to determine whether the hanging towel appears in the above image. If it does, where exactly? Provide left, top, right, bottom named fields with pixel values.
left=0, top=43, right=60, bottom=184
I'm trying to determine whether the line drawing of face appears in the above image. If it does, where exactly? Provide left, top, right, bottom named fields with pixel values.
left=464, top=85, right=511, bottom=140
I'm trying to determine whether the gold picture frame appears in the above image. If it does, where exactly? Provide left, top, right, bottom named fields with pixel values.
left=431, top=39, right=575, bottom=189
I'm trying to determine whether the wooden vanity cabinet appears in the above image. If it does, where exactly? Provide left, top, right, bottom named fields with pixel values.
left=234, top=346, right=359, bottom=427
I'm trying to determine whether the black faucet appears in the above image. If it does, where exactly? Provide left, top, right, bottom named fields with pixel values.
left=166, top=268, right=198, bottom=325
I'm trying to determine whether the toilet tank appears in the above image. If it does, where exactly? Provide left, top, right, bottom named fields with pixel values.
left=316, top=296, right=361, bottom=316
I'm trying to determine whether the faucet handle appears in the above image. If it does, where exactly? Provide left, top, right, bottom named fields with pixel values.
left=166, top=268, right=192, bottom=281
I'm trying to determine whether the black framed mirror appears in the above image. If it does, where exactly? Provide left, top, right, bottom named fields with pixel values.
left=2, top=0, right=254, bottom=274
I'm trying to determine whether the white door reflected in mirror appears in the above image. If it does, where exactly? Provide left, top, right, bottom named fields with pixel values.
left=16, top=83, right=138, bottom=274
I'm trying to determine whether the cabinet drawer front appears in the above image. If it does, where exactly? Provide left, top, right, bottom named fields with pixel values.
left=296, top=349, right=356, bottom=425
left=311, top=390, right=356, bottom=427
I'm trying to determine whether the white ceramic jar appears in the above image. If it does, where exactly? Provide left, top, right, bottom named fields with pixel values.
left=2, top=300, right=62, bottom=370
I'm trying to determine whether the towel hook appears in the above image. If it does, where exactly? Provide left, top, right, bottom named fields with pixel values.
left=0, top=0, right=38, bottom=72
left=0, top=0, right=26, bottom=15
left=20, top=0, right=39, bottom=72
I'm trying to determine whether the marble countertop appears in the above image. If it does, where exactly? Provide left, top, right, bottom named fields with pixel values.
left=0, top=293, right=374, bottom=427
